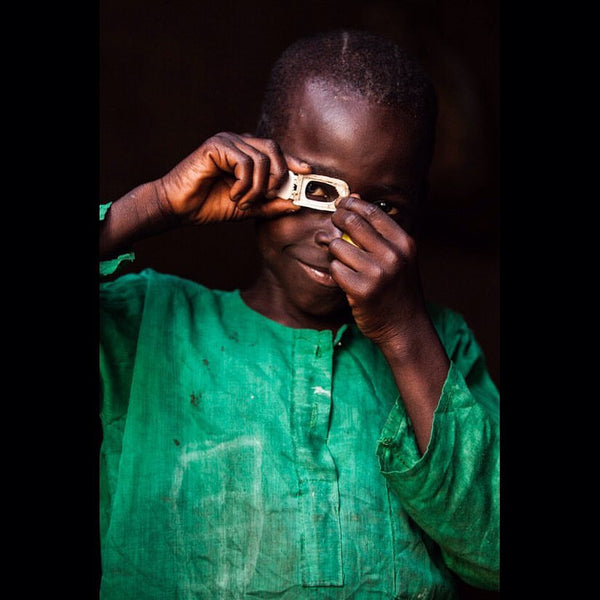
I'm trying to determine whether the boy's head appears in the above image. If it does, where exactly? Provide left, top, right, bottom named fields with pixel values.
left=256, top=29, right=438, bottom=173
left=249, top=30, right=438, bottom=325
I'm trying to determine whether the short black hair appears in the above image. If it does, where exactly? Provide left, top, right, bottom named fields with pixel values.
left=256, top=29, right=438, bottom=164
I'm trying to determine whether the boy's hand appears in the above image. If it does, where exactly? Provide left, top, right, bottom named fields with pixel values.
left=158, top=132, right=311, bottom=225
left=329, top=194, right=451, bottom=455
left=328, top=194, right=426, bottom=348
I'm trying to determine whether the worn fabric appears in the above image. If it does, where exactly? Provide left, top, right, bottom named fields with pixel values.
left=99, top=238, right=499, bottom=599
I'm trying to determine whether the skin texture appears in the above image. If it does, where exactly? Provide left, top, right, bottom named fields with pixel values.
left=243, top=80, right=449, bottom=453
left=99, top=77, right=449, bottom=453
left=98, top=134, right=311, bottom=258
left=245, top=80, right=428, bottom=333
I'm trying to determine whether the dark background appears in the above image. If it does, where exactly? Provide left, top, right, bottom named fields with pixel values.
left=100, top=0, right=500, bottom=387
left=99, top=1, right=500, bottom=596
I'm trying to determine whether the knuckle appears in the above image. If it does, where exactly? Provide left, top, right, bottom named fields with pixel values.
left=263, top=138, right=280, bottom=153
left=330, top=210, right=345, bottom=229
left=357, top=278, right=373, bottom=299
left=214, top=131, right=234, bottom=141
left=202, top=134, right=223, bottom=152
left=369, top=262, right=385, bottom=281
left=404, top=236, right=417, bottom=257
left=383, top=247, right=402, bottom=271
left=238, top=153, right=253, bottom=168
left=363, top=202, right=379, bottom=219
left=255, top=154, right=269, bottom=169
left=344, top=211, right=364, bottom=230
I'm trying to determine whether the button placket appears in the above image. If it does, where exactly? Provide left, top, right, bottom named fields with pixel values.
left=290, top=331, right=344, bottom=587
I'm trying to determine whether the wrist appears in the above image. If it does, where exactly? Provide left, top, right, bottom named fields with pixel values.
left=100, top=181, right=180, bottom=259
left=376, top=310, right=450, bottom=456
left=151, top=177, right=182, bottom=227
left=376, top=310, right=444, bottom=367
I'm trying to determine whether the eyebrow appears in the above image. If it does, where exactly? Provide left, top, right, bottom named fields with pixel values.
left=305, top=161, right=347, bottom=182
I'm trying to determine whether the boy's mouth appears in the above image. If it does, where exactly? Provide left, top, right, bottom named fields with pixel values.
left=296, top=259, right=338, bottom=288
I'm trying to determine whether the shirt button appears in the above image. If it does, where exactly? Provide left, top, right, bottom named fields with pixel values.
left=380, top=437, right=394, bottom=446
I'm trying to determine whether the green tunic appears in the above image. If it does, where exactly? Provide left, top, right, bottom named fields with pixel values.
left=99, top=263, right=499, bottom=599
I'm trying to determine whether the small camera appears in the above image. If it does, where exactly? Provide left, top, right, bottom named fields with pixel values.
left=276, top=171, right=350, bottom=212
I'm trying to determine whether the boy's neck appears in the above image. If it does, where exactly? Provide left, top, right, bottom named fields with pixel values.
left=240, top=272, right=352, bottom=333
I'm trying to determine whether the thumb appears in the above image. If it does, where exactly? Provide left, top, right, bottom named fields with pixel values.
left=284, top=154, right=312, bottom=175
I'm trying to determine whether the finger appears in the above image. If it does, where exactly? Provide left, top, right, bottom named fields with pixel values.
left=332, top=204, right=390, bottom=255
left=204, top=134, right=255, bottom=203
left=263, top=151, right=313, bottom=200
left=284, top=154, right=313, bottom=175
left=265, top=154, right=313, bottom=206
left=238, top=136, right=312, bottom=197
left=329, top=257, right=369, bottom=299
left=238, top=137, right=289, bottom=198
left=329, top=231, right=382, bottom=275
left=229, top=138, right=275, bottom=208
left=334, top=194, right=408, bottom=248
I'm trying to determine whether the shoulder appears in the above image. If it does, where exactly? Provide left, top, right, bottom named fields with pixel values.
left=101, top=268, right=213, bottom=297
left=426, top=302, right=496, bottom=392
left=426, top=302, right=477, bottom=356
left=426, top=302, right=469, bottom=335
left=100, top=268, right=224, bottom=315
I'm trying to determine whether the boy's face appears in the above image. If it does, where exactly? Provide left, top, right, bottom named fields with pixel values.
left=254, top=78, right=429, bottom=322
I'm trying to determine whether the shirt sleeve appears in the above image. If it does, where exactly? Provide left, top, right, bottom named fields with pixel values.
left=99, top=202, right=136, bottom=277
left=376, top=306, right=500, bottom=590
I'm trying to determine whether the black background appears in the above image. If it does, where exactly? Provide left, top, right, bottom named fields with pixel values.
left=100, top=0, right=500, bottom=390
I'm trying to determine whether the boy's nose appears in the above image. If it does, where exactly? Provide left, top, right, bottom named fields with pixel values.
left=314, top=212, right=343, bottom=247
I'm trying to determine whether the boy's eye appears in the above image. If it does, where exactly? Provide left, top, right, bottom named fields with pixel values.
left=373, top=200, right=400, bottom=216
left=305, top=181, right=338, bottom=202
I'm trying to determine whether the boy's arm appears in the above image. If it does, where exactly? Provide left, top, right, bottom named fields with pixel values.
left=376, top=310, right=499, bottom=589
left=330, top=194, right=450, bottom=453
left=100, top=180, right=176, bottom=260
left=100, top=132, right=312, bottom=260
left=329, top=196, right=499, bottom=588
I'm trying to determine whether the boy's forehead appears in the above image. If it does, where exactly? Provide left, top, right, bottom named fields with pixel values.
left=284, top=78, right=420, bottom=156
left=279, top=77, right=429, bottom=188
left=288, top=79, right=393, bottom=136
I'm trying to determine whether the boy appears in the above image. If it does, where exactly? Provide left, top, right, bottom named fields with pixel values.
left=100, top=29, right=499, bottom=598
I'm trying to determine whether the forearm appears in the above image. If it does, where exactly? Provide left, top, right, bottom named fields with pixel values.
left=100, top=179, right=178, bottom=259
left=378, top=311, right=450, bottom=455
left=377, top=362, right=500, bottom=589
left=376, top=306, right=500, bottom=589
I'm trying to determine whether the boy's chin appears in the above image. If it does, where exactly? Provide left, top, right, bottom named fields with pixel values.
left=296, top=292, right=352, bottom=323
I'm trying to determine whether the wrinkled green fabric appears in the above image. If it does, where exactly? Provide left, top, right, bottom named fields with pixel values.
left=99, top=214, right=499, bottom=599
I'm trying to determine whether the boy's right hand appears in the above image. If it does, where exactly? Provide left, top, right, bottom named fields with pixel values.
left=157, top=132, right=312, bottom=225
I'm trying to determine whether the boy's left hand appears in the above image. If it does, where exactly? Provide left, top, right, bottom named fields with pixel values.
left=328, top=194, right=426, bottom=347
